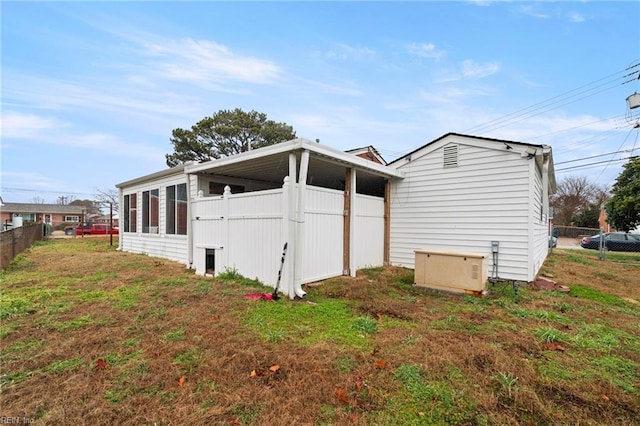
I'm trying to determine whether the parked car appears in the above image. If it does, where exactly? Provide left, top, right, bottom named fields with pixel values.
left=64, top=223, right=118, bottom=236
left=64, top=222, right=94, bottom=235
left=580, top=232, right=640, bottom=252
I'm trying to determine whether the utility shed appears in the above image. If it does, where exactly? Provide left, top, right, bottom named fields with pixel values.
left=388, top=133, right=556, bottom=284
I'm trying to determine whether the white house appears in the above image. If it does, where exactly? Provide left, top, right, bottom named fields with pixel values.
left=116, top=133, right=556, bottom=298
left=388, top=133, right=556, bottom=284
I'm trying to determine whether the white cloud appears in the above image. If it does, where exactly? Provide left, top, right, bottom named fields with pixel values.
left=406, top=42, right=445, bottom=60
left=141, top=38, right=283, bottom=85
left=461, top=59, right=499, bottom=79
left=1, top=112, right=64, bottom=138
left=519, top=5, right=550, bottom=19
left=323, top=43, right=376, bottom=61
left=567, top=11, right=586, bottom=23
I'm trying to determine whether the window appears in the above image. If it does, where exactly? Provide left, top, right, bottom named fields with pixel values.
left=65, top=215, right=80, bottom=222
left=142, top=189, right=160, bottom=233
left=443, top=144, right=458, bottom=168
left=166, top=183, right=187, bottom=235
left=123, top=193, right=137, bottom=232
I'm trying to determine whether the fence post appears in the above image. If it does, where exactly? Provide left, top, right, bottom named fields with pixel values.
left=598, top=228, right=604, bottom=260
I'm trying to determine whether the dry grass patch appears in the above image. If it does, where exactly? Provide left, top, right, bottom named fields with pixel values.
left=1, top=239, right=639, bottom=425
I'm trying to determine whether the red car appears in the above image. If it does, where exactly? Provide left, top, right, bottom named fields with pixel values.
left=65, top=223, right=118, bottom=235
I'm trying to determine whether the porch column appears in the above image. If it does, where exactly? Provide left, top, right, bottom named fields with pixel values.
left=287, top=153, right=297, bottom=298
left=294, top=150, right=309, bottom=298
left=348, top=168, right=357, bottom=277
left=343, top=168, right=351, bottom=275
left=384, top=180, right=391, bottom=266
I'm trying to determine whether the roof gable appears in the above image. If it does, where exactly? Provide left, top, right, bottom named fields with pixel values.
left=389, top=132, right=548, bottom=166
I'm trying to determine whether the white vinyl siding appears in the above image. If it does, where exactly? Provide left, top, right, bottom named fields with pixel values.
left=390, top=136, right=536, bottom=282
left=119, top=172, right=189, bottom=265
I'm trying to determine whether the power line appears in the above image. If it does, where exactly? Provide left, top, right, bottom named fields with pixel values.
left=555, top=157, right=634, bottom=172
left=555, top=147, right=640, bottom=165
left=0, top=186, right=97, bottom=197
left=463, top=64, right=635, bottom=135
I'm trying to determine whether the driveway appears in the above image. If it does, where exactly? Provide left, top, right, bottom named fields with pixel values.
left=556, top=237, right=583, bottom=249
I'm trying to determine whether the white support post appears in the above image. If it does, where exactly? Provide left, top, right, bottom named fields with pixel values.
left=287, top=153, right=297, bottom=298
left=294, top=150, right=309, bottom=298
left=221, top=185, right=231, bottom=273
left=281, top=176, right=292, bottom=298
left=349, top=168, right=357, bottom=277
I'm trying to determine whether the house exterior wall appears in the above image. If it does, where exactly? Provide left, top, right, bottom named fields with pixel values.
left=118, top=172, right=189, bottom=265
left=389, top=136, right=544, bottom=282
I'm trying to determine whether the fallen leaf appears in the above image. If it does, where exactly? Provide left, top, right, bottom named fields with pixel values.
left=355, top=377, right=363, bottom=391
left=376, top=312, right=383, bottom=322
left=178, top=376, right=186, bottom=388
left=375, top=359, right=388, bottom=369
left=335, top=388, right=349, bottom=404
left=212, top=315, right=220, bottom=321
left=269, top=364, right=280, bottom=372
left=250, top=370, right=258, bottom=377
left=601, top=394, right=610, bottom=401
left=418, top=412, right=425, bottom=417
left=94, top=358, right=107, bottom=371
left=542, top=342, right=566, bottom=352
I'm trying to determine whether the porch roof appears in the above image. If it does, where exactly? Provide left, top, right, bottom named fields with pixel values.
left=184, top=138, right=403, bottom=188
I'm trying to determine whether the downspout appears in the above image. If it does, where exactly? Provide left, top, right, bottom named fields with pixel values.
left=186, top=173, right=193, bottom=269
left=294, top=150, right=309, bottom=298
left=542, top=151, right=550, bottom=221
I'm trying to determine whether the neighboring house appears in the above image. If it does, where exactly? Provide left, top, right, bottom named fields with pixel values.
left=0, top=203, right=85, bottom=229
left=116, top=133, right=556, bottom=297
left=345, top=146, right=387, bottom=165
left=388, top=133, right=555, bottom=283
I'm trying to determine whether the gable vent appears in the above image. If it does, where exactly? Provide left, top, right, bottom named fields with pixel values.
left=443, top=144, right=459, bottom=168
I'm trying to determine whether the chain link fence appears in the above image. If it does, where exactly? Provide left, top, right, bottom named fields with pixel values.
left=1, top=223, right=46, bottom=269
left=551, top=225, right=640, bottom=258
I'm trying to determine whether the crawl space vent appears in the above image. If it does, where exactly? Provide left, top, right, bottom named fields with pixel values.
left=443, top=144, right=459, bottom=168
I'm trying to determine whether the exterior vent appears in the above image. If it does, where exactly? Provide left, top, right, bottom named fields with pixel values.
left=414, top=249, right=488, bottom=295
left=443, top=144, right=458, bottom=168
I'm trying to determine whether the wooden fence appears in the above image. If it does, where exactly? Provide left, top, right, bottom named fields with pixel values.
left=0, top=223, right=45, bottom=269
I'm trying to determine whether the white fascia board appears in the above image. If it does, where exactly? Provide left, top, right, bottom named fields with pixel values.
left=115, top=163, right=189, bottom=188
left=184, top=138, right=404, bottom=179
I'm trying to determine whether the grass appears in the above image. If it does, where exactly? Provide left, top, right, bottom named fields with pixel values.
left=0, top=238, right=639, bottom=425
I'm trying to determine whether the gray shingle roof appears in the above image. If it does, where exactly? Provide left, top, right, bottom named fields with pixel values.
left=0, top=203, right=85, bottom=214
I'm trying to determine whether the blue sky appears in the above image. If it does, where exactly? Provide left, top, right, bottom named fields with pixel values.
left=2, top=1, right=639, bottom=204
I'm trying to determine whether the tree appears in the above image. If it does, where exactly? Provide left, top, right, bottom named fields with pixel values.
left=605, top=157, right=640, bottom=232
left=95, top=188, right=120, bottom=213
left=69, top=199, right=101, bottom=216
left=550, top=176, right=608, bottom=227
left=165, top=108, right=297, bottom=167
